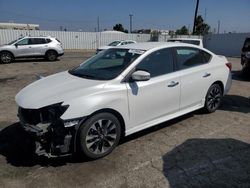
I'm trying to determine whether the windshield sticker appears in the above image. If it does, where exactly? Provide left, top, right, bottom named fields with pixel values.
left=128, top=49, right=145, bottom=54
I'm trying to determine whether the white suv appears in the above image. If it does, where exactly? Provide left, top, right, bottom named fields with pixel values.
left=0, top=36, right=64, bottom=63
left=16, top=42, right=231, bottom=159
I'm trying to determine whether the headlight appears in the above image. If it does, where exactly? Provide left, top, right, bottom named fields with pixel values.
left=40, top=103, right=69, bottom=122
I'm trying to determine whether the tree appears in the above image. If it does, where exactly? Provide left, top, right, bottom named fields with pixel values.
left=193, top=15, right=210, bottom=35
left=113, top=24, right=125, bottom=32
left=176, top=26, right=189, bottom=35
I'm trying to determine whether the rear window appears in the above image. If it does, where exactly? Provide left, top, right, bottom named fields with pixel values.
left=55, top=38, right=61, bottom=43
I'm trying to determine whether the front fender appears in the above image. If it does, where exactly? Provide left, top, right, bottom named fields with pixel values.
left=60, top=88, right=129, bottom=124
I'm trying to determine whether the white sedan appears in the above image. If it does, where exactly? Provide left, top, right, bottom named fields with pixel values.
left=16, top=42, right=232, bottom=159
left=96, top=40, right=136, bottom=53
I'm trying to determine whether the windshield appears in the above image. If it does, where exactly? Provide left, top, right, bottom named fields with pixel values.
left=108, top=41, right=121, bottom=46
left=7, top=38, right=22, bottom=45
left=69, top=48, right=144, bottom=80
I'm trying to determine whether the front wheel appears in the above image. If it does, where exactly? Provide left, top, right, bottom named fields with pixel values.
left=0, top=51, right=13, bottom=64
left=203, top=84, right=223, bottom=113
left=78, top=113, right=121, bottom=159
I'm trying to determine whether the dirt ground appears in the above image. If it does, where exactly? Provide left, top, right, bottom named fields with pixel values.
left=0, top=51, right=250, bottom=188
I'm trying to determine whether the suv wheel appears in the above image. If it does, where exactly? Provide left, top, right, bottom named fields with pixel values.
left=78, top=113, right=121, bottom=159
left=46, top=50, right=58, bottom=61
left=0, top=51, right=13, bottom=64
left=203, top=84, right=223, bottom=113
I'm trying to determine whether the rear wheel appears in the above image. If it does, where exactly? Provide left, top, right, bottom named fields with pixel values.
left=0, top=51, right=13, bottom=64
left=45, top=50, right=58, bottom=61
left=203, top=84, right=223, bottom=113
left=78, top=112, right=121, bottom=159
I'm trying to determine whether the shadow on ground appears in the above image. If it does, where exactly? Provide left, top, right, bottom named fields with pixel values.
left=0, top=123, right=85, bottom=167
left=232, top=70, right=250, bottom=81
left=163, top=138, right=250, bottom=188
left=220, top=95, right=250, bottom=113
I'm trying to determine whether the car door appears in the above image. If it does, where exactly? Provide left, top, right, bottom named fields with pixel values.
left=126, top=48, right=180, bottom=130
left=28, top=38, right=47, bottom=56
left=14, top=38, right=33, bottom=57
left=174, top=47, right=213, bottom=110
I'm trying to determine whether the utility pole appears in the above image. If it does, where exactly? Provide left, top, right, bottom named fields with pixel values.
left=129, top=14, right=133, bottom=33
left=217, top=20, right=220, bottom=34
left=204, top=8, right=207, bottom=22
left=192, top=0, right=200, bottom=34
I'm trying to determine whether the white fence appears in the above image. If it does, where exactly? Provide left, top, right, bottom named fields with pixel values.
left=0, top=29, right=151, bottom=49
left=204, top=33, right=250, bottom=57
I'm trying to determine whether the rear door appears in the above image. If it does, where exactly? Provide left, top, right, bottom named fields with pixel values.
left=126, top=48, right=180, bottom=130
left=173, top=47, right=213, bottom=110
left=28, top=38, right=48, bottom=56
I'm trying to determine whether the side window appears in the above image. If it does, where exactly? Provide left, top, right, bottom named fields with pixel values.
left=29, top=38, right=47, bottom=45
left=16, top=38, right=29, bottom=45
left=121, top=42, right=127, bottom=45
left=175, top=47, right=207, bottom=70
left=136, top=48, right=174, bottom=77
left=46, top=39, right=52, bottom=43
left=202, top=50, right=212, bottom=62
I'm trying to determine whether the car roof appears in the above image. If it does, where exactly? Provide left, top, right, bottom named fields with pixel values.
left=115, top=42, right=203, bottom=51
left=168, top=38, right=202, bottom=41
left=23, top=36, right=53, bottom=39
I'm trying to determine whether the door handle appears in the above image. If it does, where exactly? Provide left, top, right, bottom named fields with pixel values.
left=168, top=81, right=179, bottom=87
left=203, top=72, right=211, bottom=78
left=29, top=46, right=32, bottom=48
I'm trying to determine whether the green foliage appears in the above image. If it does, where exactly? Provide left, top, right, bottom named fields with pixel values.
left=193, top=15, right=210, bottom=35
left=176, top=26, right=189, bottom=35
left=113, top=24, right=125, bottom=32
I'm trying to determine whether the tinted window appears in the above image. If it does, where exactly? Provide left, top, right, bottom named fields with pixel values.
left=202, top=50, right=212, bottom=62
left=175, top=47, right=207, bottom=70
left=136, top=48, right=174, bottom=77
left=243, top=38, right=250, bottom=51
left=46, top=39, right=52, bottom=43
left=29, top=38, right=47, bottom=45
left=16, top=38, right=29, bottom=45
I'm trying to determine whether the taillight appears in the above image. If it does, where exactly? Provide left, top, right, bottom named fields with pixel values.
left=226, top=62, right=232, bottom=71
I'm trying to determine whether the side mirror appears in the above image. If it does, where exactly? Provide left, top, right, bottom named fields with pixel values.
left=14, top=43, right=18, bottom=48
left=131, top=70, right=150, bottom=81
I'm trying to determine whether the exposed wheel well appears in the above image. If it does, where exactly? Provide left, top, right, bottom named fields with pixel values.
left=212, top=81, right=224, bottom=95
left=0, top=50, right=15, bottom=58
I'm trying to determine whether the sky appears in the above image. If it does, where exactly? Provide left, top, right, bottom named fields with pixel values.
left=0, top=0, right=250, bottom=33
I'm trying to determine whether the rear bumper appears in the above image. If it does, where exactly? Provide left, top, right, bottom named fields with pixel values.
left=224, top=72, right=232, bottom=95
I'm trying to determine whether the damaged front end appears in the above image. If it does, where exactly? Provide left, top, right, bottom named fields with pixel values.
left=18, top=103, right=82, bottom=157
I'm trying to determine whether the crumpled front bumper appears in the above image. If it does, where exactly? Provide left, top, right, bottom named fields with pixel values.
left=18, top=109, right=82, bottom=157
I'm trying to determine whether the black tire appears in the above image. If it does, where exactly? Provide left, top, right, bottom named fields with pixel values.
left=45, top=50, right=58, bottom=61
left=78, top=112, right=121, bottom=159
left=0, top=51, right=14, bottom=64
left=203, top=84, right=223, bottom=113
left=241, top=62, right=250, bottom=76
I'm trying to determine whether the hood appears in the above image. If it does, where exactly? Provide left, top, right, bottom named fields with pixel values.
left=16, top=71, right=106, bottom=109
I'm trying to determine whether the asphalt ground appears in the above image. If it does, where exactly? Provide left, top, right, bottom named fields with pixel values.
left=0, top=51, right=250, bottom=188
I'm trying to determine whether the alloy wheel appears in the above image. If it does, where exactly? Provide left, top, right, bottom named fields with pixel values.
left=207, top=86, right=221, bottom=111
left=85, top=119, right=117, bottom=155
